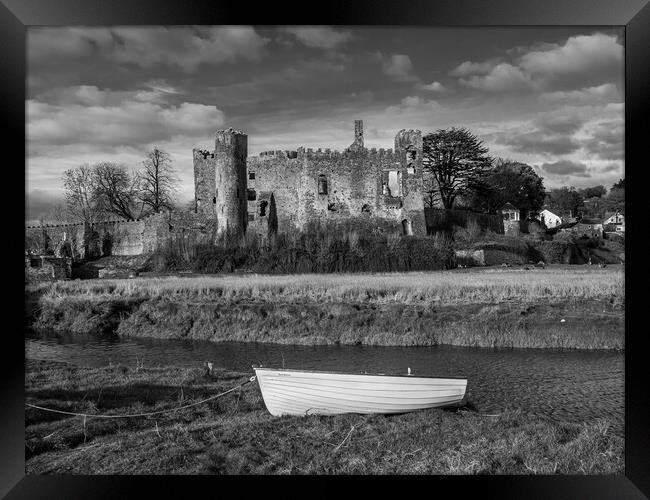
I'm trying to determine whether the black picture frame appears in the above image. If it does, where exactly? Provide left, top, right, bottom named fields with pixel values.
left=5, top=0, right=648, bottom=497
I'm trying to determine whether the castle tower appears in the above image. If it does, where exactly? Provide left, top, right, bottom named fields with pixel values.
left=349, top=119, right=364, bottom=152
left=214, top=128, right=248, bottom=236
left=193, top=149, right=216, bottom=217
left=394, top=129, right=427, bottom=235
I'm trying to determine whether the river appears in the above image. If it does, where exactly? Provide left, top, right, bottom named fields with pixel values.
left=25, top=331, right=623, bottom=432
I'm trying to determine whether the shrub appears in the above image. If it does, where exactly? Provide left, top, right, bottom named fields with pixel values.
left=148, top=224, right=454, bottom=274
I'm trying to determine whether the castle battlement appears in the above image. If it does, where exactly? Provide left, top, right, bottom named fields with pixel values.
left=194, top=148, right=215, bottom=159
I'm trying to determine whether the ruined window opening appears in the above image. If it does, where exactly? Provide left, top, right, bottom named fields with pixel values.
left=248, top=213, right=255, bottom=222
left=30, top=257, right=42, bottom=268
left=318, top=175, right=328, bottom=195
left=361, top=204, right=371, bottom=214
left=247, top=189, right=257, bottom=201
left=327, top=202, right=338, bottom=212
left=213, top=196, right=216, bottom=204
left=260, top=201, right=268, bottom=217
left=249, top=172, right=256, bottom=180
left=406, top=149, right=417, bottom=165
left=387, top=170, right=402, bottom=197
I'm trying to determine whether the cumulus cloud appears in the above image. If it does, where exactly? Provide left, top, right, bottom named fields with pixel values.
left=451, top=33, right=622, bottom=93
left=27, top=86, right=225, bottom=150
left=519, top=33, right=622, bottom=84
left=583, top=120, right=624, bottom=160
left=386, top=96, right=441, bottom=114
left=29, top=26, right=270, bottom=72
left=418, top=81, right=447, bottom=92
left=382, top=54, right=419, bottom=82
left=539, top=160, right=590, bottom=176
left=459, top=63, right=531, bottom=92
left=493, top=113, right=584, bottom=156
left=540, top=83, right=621, bottom=105
left=281, top=27, right=353, bottom=49
left=450, top=60, right=500, bottom=77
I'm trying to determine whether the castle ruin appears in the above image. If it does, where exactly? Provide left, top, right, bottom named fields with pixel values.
left=192, top=120, right=428, bottom=236
left=25, top=120, right=433, bottom=277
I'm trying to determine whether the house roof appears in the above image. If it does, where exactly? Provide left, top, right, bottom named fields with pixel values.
left=603, top=211, right=624, bottom=221
left=540, top=208, right=560, bottom=217
left=501, top=202, right=519, bottom=211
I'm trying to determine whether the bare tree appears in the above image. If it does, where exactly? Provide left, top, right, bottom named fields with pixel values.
left=44, top=203, right=73, bottom=224
left=62, top=164, right=98, bottom=224
left=422, top=173, right=441, bottom=208
left=422, top=127, right=493, bottom=209
left=140, top=147, right=178, bottom=213
left=94, top=162, right=142, bottom=221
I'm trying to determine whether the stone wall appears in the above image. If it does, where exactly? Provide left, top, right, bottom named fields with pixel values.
left=25, top=222, right=86, bottom=260
left=25, top=255, right=72, bottom=282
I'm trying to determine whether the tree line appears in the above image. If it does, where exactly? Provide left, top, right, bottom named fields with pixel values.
left=57, top=147, right=179, bottom=224
left=420, top=127, right=624, bottom=220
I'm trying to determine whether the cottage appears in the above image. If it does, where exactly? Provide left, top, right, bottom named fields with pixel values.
left=500, top=203, right=520, bottom=236
left=573, top=217, right=604, bottom=238
left=500, top=203, right=520, bottom=221
left=539, top=208, right=562, bottom=229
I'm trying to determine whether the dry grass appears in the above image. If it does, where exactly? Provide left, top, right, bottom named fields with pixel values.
left=25, top=360, right=623, bottom=475
left=26, top=266, right=624, bottom=350
left=30, top=266, right=624, bottom=306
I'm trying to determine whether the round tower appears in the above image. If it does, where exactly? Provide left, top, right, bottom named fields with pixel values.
left=214, top=128, right=248, bottom=236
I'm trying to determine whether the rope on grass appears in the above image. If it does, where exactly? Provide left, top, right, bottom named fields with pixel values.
left=25, top=376, right=256, bottom=420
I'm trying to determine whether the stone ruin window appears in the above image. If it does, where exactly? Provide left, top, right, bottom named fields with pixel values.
left=247, top=189, right=257, bottom=201
left=213, top=196, right=216, bottom=204
left=327, top=202, right=338, bottom=212
left=260, top=201, right=268, bottom=217
left=249, top=172, right=256, bottom=180
left=30, top=257, right=42, bottom=268
left=406, top=149, right=417, bottom=165
left=318, top=174, right=328, bottom=195
left=361, top=204, right=371, bottom=214
left=387, top=170, right=402, bottom=197
left=402, top=219, right=413, bottom=236
left=248, top=213, right=255, bottom=222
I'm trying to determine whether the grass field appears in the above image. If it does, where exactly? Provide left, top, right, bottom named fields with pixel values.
left=32, top=265, right=624, bottom=304
left=26, top=266, right=624, bottom=350
left=25, top=360, right=623, bottom=475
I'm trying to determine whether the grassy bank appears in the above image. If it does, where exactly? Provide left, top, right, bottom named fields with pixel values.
left=26, top=267, right=624, bottom=350
left=25, top=360, right=623, bottom=475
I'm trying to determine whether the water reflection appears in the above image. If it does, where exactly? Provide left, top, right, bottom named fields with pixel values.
left=25, top=331, right=623, bottom=431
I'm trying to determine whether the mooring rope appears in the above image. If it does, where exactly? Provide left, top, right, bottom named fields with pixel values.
left=25, top=376, right=256, bottom=419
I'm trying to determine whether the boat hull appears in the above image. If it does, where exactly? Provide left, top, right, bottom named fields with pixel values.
left=253, top=367, right=467, bottom=417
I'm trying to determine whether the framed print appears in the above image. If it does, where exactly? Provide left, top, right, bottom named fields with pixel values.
left=3, top=0, right=649, bottom=497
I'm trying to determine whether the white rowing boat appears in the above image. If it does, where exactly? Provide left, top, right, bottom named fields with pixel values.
left=252, top=366, right=467, bottom=417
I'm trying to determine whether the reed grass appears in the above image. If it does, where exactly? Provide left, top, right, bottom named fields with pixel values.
left=26, top=267, right=624, bottom=350
left=31, top=266, right=623, bottom=305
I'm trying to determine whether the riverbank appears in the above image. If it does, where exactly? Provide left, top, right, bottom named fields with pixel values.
left=25, top=266, right=624, bottom=350
left=25, top=360, right=623, bottom=474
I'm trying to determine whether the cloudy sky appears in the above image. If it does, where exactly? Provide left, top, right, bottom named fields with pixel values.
left=26, top=26, right=624, bottom=220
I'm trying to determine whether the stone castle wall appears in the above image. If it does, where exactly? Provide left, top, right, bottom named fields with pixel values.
left=25, top=212, right=172, bottom=262
left=244, top=124, right=427, bottom=236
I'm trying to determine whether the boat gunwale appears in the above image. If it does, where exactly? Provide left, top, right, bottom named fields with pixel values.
left=252, top=365, right=468, bottom=381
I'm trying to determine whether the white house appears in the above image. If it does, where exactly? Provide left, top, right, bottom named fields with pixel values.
left=501, top=202, right=520, bottom=221
left=539, top=208, right=562, bottom=228
left=603, top=212, right=625, bottom=225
